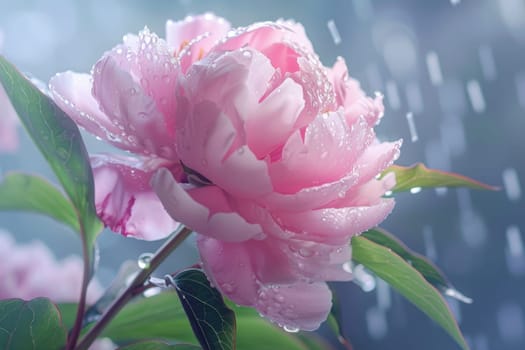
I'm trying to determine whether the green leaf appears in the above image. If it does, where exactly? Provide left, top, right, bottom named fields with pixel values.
left=351, top=236, right=469, bottom=350
left=0, top=56, right=102, bottom=248
left=118, top=341, right=201, bottom=350
left=0, top=298, right=67, bottom=350
left=382, top=163, right=498, bottom=193
left=362, top=228, right=472, bottom=303
left=59, top=292, right=313, bottom=350
left=172, top=269, right=236, bottom=350
left=0, top=172, right=79, bottom=232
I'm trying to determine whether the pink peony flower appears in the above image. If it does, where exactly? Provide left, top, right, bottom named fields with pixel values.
left=49, top=13, right=231, bottom=240
left=151, top=20, right=401, bottom=330
left=0, top=32, right=20, bottom=153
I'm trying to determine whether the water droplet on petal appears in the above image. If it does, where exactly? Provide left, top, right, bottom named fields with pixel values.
left=283, top=325, right=300, bottom=333
left=221, top=283, right=235, bottom=293
left=299, top=247, right=314, bottom=257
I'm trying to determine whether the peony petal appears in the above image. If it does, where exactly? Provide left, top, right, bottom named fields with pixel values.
left=198, top=237, right=264, bottom=305
left=92, top=55, right=177, bottom=158
left=198, top=236, right=345, bottom=330
left=166, top=13, right=231, bottom=54
left=152, top=168, right=263, bottom=241
left=91, top=154, right=181, bottom=240
left=255, top=282, right=332, bottom=331
left=260, top=170, right=359, bottom=212
left=245, top=77, right=304, bottom=159
left=49, top=72, right=123, bottom=145
left=274, top=199, right=396, bottom=245
left=269, top=111, right=373, bottom=193
left=176, top=74, right=274, bottom=198
left=352, top=139, right=402, bottom=187
left=0, top=83, right=19, bottom=153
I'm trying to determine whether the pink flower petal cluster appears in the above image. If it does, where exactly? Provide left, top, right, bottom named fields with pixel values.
left=0, top=230, right=114, bottom=350
left=0, top=229, right=102, bottom=303
left=50, top=14, right=401, bottom=331
left=0, top=32, right=20, bottom=153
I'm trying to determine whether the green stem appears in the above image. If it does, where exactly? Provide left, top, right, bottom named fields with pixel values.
left=75, top=225, right=193, bottom=350
left=66, top=236, right=91, bottom=350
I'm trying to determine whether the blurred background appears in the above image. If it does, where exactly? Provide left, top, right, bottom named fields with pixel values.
left=0, top=0, right=524, bottom=349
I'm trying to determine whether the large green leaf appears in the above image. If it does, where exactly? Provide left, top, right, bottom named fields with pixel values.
left=351, top=236, right=469, bottom=350
left=59, top=292, right=314, bottom=350
left=0, top=298, right=67, bottom=350
left=0, top=56, right=102, bottom=247
left=382, top=163, right=497, bottom=193
left=172, top=269, right=236, bottom=350
left=362, top=228, right=472, bottom=303
left=0, top=172, right=79, bottom=232
left=118, top=341, right=201, bottom=350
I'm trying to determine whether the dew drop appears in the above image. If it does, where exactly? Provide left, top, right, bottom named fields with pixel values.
left=221, top=283, right=235, bottom=293
left=342, top=261, right=353, bottom=273
left=283, top=325, right=300, bottom=333
left=298, top=247, right=314, bottom=257
left=137, top=252, right=153, bottom=269
left=274, top=294, right=285, bottom=303
left=410, top=186, right=422, bottom=194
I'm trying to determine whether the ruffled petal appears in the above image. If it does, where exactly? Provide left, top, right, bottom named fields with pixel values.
left=152, top=168, right=263, bottom=241
left=91, top=154, right=181, bottom=240
left=176, top=73, right=274, bottom=198
left=274, top=199, right=396, bottom=245
left=269, top=112, right=373, bottom=193
left=198, top=236, right=342, bottom=330
left=92, top=55, right=177, bottom=158
left=245, top=77, right=304, bottom=159
left=49, top=72, right=123, bottom=145
left=167, top=13, right=231, bottom=70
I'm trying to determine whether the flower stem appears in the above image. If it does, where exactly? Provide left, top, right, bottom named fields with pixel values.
left=75, top=225, right=193, bottom=350
left=66, top=237, right=91, bottom=350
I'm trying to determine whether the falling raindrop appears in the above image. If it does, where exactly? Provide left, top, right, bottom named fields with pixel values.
left=478, top=44, right=497, bottom=80
left=327, top=19, right=341, bottom=45
left=366, top=306, right=388, bottom=339
left=466, top=80, right=486, bottom=113
left=405, top=112, right=419, bottom=142
left=137, top=252, right=153, bottom=269
left=426, top=51, right=443, bottom=86
left=385, top=80, right=401, bottom=110
left=505, top=225, right=525, bottom=276
left=502, top=168, right=521, bottom=201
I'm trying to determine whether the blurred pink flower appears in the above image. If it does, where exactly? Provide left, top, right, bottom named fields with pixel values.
left=0, top=230, right=114, bottom=349
left=152, top=20, right=401, bottom=330
left=49, top=13, right=230, bottom=240
left=0, top=32, right=20, bottom=153
left=0, top=229, right=102, bottom=303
